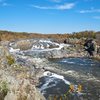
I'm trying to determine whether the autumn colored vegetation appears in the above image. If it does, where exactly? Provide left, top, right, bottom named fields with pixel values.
left=0, top=30, right=99, bottom=42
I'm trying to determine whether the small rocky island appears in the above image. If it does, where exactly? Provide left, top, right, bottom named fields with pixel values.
left=0, top=31, right=100, bottom=100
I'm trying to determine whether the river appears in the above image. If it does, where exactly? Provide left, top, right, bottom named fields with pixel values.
left=37, top=57, right=100, bottom=100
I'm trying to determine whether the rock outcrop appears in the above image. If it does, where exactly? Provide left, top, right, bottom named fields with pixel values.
left=9, top=39, right=84, bottom=58
left=9, top=39, right=59, bottom=50
left=0, top=44, right=46, bottom=100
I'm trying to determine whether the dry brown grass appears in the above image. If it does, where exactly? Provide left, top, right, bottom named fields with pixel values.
left=0, top=30, right=70, bottom=41
left=0, top=30, right=98, bottom=44
left=16, top=40, right=33, bottom=50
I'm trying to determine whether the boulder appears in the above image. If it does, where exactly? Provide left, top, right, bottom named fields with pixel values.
left=4, top=79, right=45, bottom=100
left=11, top=40, right=33, bottom=50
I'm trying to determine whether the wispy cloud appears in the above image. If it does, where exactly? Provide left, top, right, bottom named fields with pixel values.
left=0, top=0, right=12, bottom=7
left=79, top=8, right=100, bottom=13
left=0, top=2, right=11, bottom=7
left=2, top=2, right=10, bottom=6
left=83, top=0, right=93, bottom=1
left=93, top=16, right=100, bottom=19
left=49, top=0, right=62, bottom=3
left=31, top=3, right=75, bottom=10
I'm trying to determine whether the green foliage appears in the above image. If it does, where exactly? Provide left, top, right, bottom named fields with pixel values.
left=0, top=81, right=9, bottom=99
left=71, top=31, right=96, bottom=39
left=6, top=55, right=15, bottom=65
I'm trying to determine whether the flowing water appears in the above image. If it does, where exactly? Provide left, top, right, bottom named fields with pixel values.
left=37, top=57, right=100, bottom=100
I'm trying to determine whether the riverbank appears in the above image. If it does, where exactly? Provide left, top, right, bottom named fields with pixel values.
left=93, top=55, right=100, bottom=61
left=0, top=45, right=46, bottom=100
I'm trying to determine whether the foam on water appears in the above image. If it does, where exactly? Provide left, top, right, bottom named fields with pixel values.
left=40, top=77, right=57, bottom=92
left=39, top=71, right=71, bottom=95
left=9, top=47, right=20, bottom=53
left=66, top=70, right=76, bottom=73
left=9, top=40, right=71, bottom=54
left=31, top=43, right=70, bottom=52
left=61, top=60, right=75, bottom=64
left=39, top=71, right=84, bottom=97
left=43, top=71, right=70, bottom=85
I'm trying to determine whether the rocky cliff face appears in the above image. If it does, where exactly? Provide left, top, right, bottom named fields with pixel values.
left=0, top=44, right=46, bottom=100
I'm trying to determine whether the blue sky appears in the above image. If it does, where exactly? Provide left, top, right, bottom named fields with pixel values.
left=0, top=0, right=100, bottom=34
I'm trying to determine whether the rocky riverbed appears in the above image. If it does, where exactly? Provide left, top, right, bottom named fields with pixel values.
left=0, top=39, right=100, bottom=100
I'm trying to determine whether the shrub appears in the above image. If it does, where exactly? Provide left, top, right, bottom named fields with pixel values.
left=0, top=81, right=9, bottom=100
left=16, top=40, right=33, bottom=50
left=6, top=55, right=15, bottom=65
